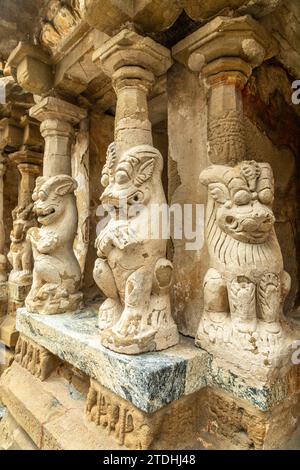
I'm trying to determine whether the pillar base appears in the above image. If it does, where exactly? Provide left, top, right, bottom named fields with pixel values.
left=7, top=281, right=31, bottom=316
left=0, top=316, right=18, bottom=348
left=0, top=346, right=14, bottom=375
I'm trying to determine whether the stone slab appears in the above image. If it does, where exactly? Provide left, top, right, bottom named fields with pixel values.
left=16, top=307, right=208, bottom=413
left=16, top=307, right=300, bottom=413
left=0, top=362, right=119, bottom=450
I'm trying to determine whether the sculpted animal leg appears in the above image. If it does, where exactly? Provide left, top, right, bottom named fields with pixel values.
left=258, top=273, right=281, bottom=328
left=228, top=277, right=257, bottom=350
left=200, top=268, right=229, bottom=343
left=93, top=258, right=122, bottom=330
left=22, top=241, right=33, bottom=274
left=26, top=268, right=43, bottom=309
left=258, top=273, right=283, bottom=348
left=102, top=266, right=154, bottom=350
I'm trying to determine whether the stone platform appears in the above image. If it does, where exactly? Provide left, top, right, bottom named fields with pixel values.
left=0, top=306, right=298, bottom=449
left=16, top=307, right=300, bottom=413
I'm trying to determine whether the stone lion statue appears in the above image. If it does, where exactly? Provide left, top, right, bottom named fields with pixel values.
left=196, top=160, right=291, bottom=351
left=8, top=203, right=35, bottom=284
left=25, top=175, right=83, bottom=315
left=93, top=143, right=178, bottom=354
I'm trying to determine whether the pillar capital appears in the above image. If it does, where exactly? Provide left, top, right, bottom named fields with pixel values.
left=9, top=149, right=43, bottom=171
left=29, top=96, right=87, bottom=126
left=173, top=15, right=274, bottom=165
left=29, top=97, right=86, bottom=177
left=93, top=29, right=172, bottom=79
left=112, top=66, right=155, bottom=95
left=93, top=29, right=172, bottom=154
left=7, top=42, right=53, bottom=96
left=173, top=15, right=273, bottom=88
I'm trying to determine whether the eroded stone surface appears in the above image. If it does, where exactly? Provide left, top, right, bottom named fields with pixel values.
left=16, top=308, right=300, bottom=414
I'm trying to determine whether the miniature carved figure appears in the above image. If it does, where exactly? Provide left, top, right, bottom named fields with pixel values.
left=93, top=143, right=178, bottom=354
left=8, top=203, right=35, bottom=284
left=25, top=175, right=83, bottom=314
left=197, top=160, right=291, bottom=350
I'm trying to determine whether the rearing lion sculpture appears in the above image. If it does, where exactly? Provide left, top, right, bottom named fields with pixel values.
left=196, top=160, right=291, bottom=351
left=93, top=143, right=178, bottom=354
left=25, top=175, right=83, bottom=315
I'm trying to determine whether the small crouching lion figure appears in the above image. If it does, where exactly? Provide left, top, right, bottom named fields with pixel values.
left=25, top=175, right=83, bottom=315
left=196, top=160, right=291, bottom=350
left=93, top=143, right=179, bottom=354
left=8, top=203, right=36, bottom=284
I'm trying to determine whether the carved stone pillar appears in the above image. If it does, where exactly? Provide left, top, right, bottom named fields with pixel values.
left=93, top=29, right=172, bottom=155
left=7, top=151, right=42, bottom=307
left=0, top=150, right=42, bottom=348
left=92, top=29, right=179, bottom=354
left=25, top=97, right=87, bottom=315
left=173, top=15, right=272, bottom=165
left=173, top=16, right=296, bottom=377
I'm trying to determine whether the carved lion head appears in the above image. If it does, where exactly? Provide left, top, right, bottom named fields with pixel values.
left=32, top=175, right=78, bottom=226
left=100, top=143, right=163, bottom=213
left=200, top=161, right=276, bottom=244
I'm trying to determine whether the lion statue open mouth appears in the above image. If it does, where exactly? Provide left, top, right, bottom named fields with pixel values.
left=93, top=142, right=178, bottom=354
left=196, top=160, right=291, bottom=352
left=25, top=175, right=83, bottom=315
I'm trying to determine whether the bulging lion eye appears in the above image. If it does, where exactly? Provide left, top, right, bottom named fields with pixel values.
left=115, top=170, right=130, bottom=184
left=258, top=188, right=274, bottom=205
left=38, top=191, right=47, bottom=201
left=233, top=190, right=251, bottom=205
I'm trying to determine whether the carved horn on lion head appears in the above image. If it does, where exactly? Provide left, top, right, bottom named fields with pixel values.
left=115, top=145, right=163, bottom=187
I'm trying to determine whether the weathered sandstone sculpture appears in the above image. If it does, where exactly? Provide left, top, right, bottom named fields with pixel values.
left=25, top=175, right=83, bottom=314
left=8, top=203, right=35, bottom=284
left=93, top=143, right=178, bottom=354
left=196, top=160, right=291, bottom=351
left=15, top=334, right=60, bottom=381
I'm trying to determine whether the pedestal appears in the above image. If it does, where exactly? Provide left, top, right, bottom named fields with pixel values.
left=0, top=282, right=31, bottom=349
left=7, top=281, right=31, bottom=316
left=0, top=306, right=299, bottom=449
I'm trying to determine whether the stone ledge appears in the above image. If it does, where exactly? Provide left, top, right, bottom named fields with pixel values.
left=16, top=307, right=300, bottom=413
left=16, top=307, right=208, bottom=413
